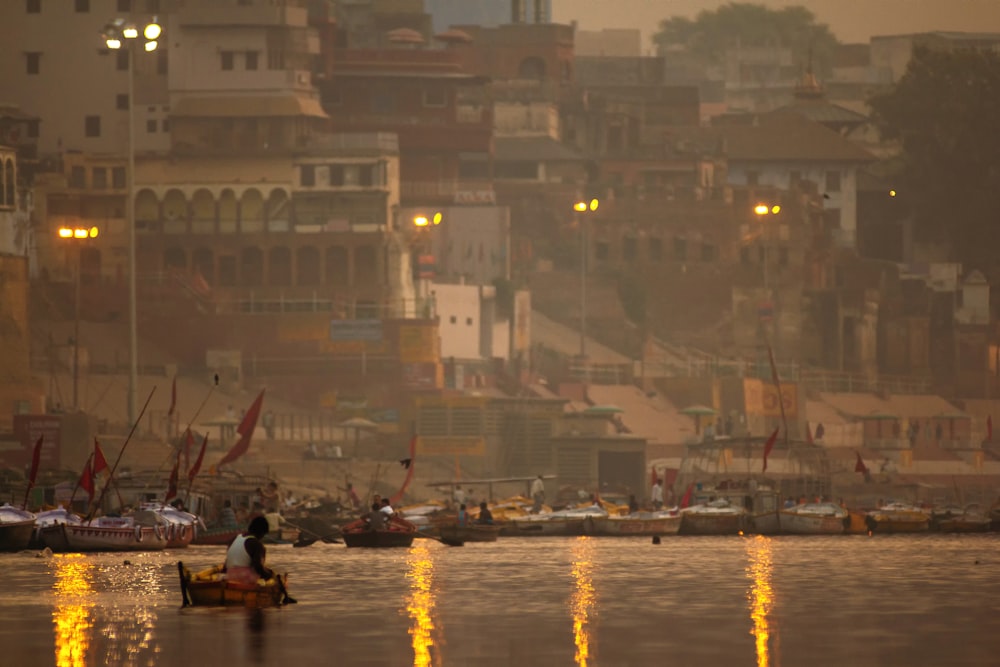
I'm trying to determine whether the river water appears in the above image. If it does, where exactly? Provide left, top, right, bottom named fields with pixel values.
left=1, top=534, right=997, bottom=667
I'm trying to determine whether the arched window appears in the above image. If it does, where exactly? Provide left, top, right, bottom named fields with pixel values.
left=326, top=245, right=348, bottom=286
left=266, top=189, right=290, bottom=231
left=135, top=189, right=159, bottom=228
left=297, top=246, right=320, bottom=286
left=268, top=246, right=292, bottom=286
left=191, top=189, right=215, bottom=233
left=162, top=189, right=188, bottom=233
left=241, top=246, right=264, bottom=286
left=240, top=189, right=265, bottom=233
left=219, top=189, right=238, bottom=233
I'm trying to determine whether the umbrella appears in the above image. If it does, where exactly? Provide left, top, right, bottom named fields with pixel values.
left=584, top=405, right=624, bottom=415
left=680, top=405, right=717, bottom=417
left=338, top=417, right=379, bottom=430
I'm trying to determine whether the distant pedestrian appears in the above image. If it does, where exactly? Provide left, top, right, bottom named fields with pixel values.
left=477, top=502, right=494, bottom=525
left=815, top=422, right=825, bottom=441
left=651, top=479, right=664, bottom=510
left=628, top=494, right=639, bottom=514
left=530, top=475, right=545, bottom=513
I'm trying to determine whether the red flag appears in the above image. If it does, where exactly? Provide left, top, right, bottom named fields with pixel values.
left=188, top=433, right=208, bottom=482
left=854, top=452, right=868, bottom=474
left=93, top=439, right=109, bottom=477
left=165, top=450, right=180, bottom=502
left=168, top=376, right=177, bottom=418
left=217, top=389, right=265, bottom=467
left=679, top=482, right=695, bottom=509
left=78, top=459, right=95, bottom=500
left=389, top=434, right=418, bottom=506
left=27, top=435, right=43, bottom=488
left=762, top=427, right=779, bottom=473
left=988, top=416, right=993, bottom=441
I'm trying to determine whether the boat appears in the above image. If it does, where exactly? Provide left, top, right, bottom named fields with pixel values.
left=341, top=515, right=418, bottom=548
left=505, top=505, right=609, bottom=537
left=38, top=509, right=170, bottom=552
left=191, top=526, right=242, bottom=546
left=590, top=510, right=682, bottom=537
left=866, top=502, right=930, bottom=533
left=779, top=503, right=849, bottom=535
left=438, top=523, right=500, bottom=543
left=139, top=502, right=203, bottom=548
left=0, top=504, right=36, bottom=552
left=932, top=504, right=991, bottom=533
left=177, top=561, right=292, bottom=608
left=679, top=499, right=749, bottom=535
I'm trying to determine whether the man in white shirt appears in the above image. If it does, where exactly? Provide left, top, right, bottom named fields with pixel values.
left=530, top=475, right=545, bottom=513
left=379, top=498, right=395, bottom=517
left=651, top=479, right=664, bottom=510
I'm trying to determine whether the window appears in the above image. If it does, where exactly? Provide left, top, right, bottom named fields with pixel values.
left=267, top=50, right=285, bottom=70
left=649, top=237, right=662, bottom=262
left=422, top=89, right=446, bottom=107
left=26, top=52, right=41, bottom=75
left=84, top=115, right=101, bottom=137
left=74, top=0, right=89, bottom=12
left=371, top=92, right=395, bottom=114
left=70, top=166, right=86, bottom=188
left=328, top=166, right=344, bottom=186
left=466, top=317, right=473, bottom=326
left=300, top=165, right=315, bottom=187
left=673, top=237, right=687, bottom=260
left=221, top=51, right=234, bottom=71
left=116, top=93, right=129, bottom=110
left=449, top=316, right=457, bottom=324
left=26, top=0, right=40, bottom=13
left=117, top=0, right=131, bottom=11
left=622, top=237, right=637, bottom=261
left=359, top=165, right=375, bottom=187
left=116, top=50, right=129, bottom=71
left=92, top=167, right=107, bottom=189
left=112, top=167, right=125, bottom=188
left=245, top=51, right=258, bottom=70
left=146, top=119, right=157, bottom=133
left=343, top=166, right=360, bottom=186
left=825, top=170, right=841, bottom=192
left=746, top=170, right=759, bottom=186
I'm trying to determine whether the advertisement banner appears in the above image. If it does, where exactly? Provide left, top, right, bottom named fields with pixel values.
left=398, top=324, right=438, bottom=363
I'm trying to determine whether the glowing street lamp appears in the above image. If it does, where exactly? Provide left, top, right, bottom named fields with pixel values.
left=58, top=226, right=100, bottom=411
left=573, top=197, right=600, bottom=358
left=100, top=16, right=161, bottom=427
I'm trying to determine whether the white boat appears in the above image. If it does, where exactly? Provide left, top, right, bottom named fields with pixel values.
left=0, top=504, right=36, bottom=552
left=866, top=502, right=930, bottom=533
left=779, top=503, right=848, bottom=535
left=506, top=505, right=609, bottom=536
left=38, top=510, right=169, bottom=552
left=680, top=499, right=749, bottom=535
left=138, top=503, right=204, bottom=548
left=590, top=510, right=681, bottom=537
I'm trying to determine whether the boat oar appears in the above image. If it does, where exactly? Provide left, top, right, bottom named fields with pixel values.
left=276, top=573, right=296, bottom=604
left=283, top=519, right=343, bottom=547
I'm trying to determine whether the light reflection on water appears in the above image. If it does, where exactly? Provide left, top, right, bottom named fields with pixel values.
left=3, top=536, right=998, bottom=666
left=745, top=536, right=775, bottom=667
left=52, top=554, right=94, bottom=667
left=404, top=543, right=440, bottom=667
left=569, top=537, right=596, bottom=667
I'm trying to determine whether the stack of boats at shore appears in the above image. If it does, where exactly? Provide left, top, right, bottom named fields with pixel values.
left=0, top=502, right=204, bottom=553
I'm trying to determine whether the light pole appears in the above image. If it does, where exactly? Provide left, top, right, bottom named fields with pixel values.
left=753, top=203, right=780, bottom=292
left=411, top=211, right=442, bottom=317
left=58, top=225, right=100, bottom=411
left=102, top=17, right=161, bottom=426
left=573, top=198, right=599, bottom=359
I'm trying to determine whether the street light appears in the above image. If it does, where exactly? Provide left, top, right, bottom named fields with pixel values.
left=753, top=202, right=781, bottom=291
left=573, top=198, right=599, bottom=358
left=411, top=212, right=443, bottom=317
left=58, top=225, right=99, bottom=411
left=102, top=16, right=161, bottom=427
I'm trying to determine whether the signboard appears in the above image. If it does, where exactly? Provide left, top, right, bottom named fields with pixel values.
left=329, top=319, right=383, bottom=342
left=398, top=325, right=438, bottom=364
left=401, top=362, right=442, bottom=389
left=417, top=436, right=486, bottom=457
left=10, top=415, right=61, bottom=470
left=454, top=190, right=496, bottom=205
left=743, top=378, right=798, bottom=419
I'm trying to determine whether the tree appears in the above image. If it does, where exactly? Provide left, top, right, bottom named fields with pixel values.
left=653, top=3, right=839, bottom=76
left=869, top=46, right=1000, bottom=273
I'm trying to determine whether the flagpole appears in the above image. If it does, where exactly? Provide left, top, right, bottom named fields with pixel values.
left=86, top=387, right=156, bottom=522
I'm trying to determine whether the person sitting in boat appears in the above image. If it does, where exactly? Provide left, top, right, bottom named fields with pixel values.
left=477, top=502, right=494, bottom=525
left=218, top=500, right=238, bottom=529
left=366, top=502, right=387, bottom=531
left=224, top=516, right=274, bottom=586
left=379, top=498, right=395, bottom=517
left=457, top=503, right=468, bottom=526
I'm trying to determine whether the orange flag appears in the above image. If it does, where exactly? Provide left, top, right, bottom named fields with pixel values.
left=761, top=428, right=779, bottom=473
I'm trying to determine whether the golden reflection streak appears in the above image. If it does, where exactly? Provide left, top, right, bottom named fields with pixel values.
left=745, top=535, right=775, bottom=667
left=52, top=554, right=95, bottom=667
left=405, top=543, right=440, bottom=667
left=570, top=537, right=597, bottom=667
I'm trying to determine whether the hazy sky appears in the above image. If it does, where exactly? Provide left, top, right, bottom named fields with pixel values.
left=553, top=0, right=1000, bottom=47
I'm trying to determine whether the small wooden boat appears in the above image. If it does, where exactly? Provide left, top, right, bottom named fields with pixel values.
left=341, top=515, right=417, bottom=548
left=590, top=511, right=682, bottom=537
left=779, top=503, right=849, bottom=535
left=506, top=506, right=608, bottom=537
left=0, top=504, right=36, bottom=552
left=177, top=562, right=292, bottom=608
left=679, top=500, right=749, bottom=535
left=866, top=502, right=930, bottom=533
left=933, top=505, right=991, bottom=533
left=438, top=523, right=500, bottom=543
